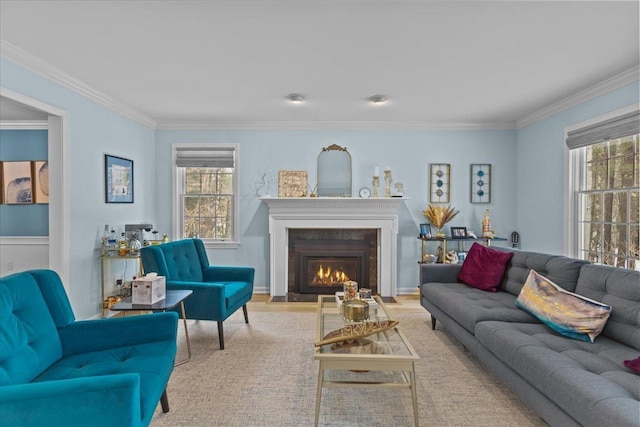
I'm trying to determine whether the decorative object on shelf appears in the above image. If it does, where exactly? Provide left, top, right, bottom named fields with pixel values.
left=457, top=251, right=468, bottom=263
left=419, top=223, right=432, bottom=238
left=105, top=154, right=133, bottom=204
left=253, top=169, right=275, bottom=197
left=470, top=164, right=492, bottom=203
left=314, top=319, right=399, bottom=347
left=128, top=232, right=142, bottom=255
left=482, top=209, right=494, bottom=238
left=422, top=253, right=438, bottom=263
left=317, top=144, right=352, bottom=197
left=423, top=204, right=459, bottom=238
left=384, top=168, right=392, bottom=197
left=429, top=163, right=450, bottom=203
left=394, top=182, right=404, bottom=196
left=445, top=250, right=459, bottom=264
left=278, top=170, right=308, bottom=197
left=2, top=161, right=32, bottom=204
left=450, top=226, right=468, bottom=239
left=467, top=230, right=478, bottom=238
left=372, top=175, right=380, bottom=198
left=358, top=186, right=371, bottom=198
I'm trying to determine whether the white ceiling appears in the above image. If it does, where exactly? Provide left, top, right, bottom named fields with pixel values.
left=1, top=1, right=638, bottom=128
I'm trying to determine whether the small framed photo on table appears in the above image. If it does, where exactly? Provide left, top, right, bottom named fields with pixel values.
left=419, top=224, right=432, bottom=238
left=450, top=226, right=467, bottom=239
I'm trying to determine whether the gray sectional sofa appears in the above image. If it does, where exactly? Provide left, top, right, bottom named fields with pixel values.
left=419, top=248, right=640, bottom=427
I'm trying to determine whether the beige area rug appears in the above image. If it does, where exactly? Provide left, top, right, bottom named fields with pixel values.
left=152, top=307, right=547, bottom=427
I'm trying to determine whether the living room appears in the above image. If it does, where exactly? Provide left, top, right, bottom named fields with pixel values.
left=1, top=1, right=638, bottom=426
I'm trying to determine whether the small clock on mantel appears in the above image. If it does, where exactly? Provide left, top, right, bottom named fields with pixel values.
left=359, top=187, right=371, bottom=198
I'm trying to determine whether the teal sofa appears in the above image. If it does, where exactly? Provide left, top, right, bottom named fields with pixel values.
left=140, top=238, right=255, bottom=350
left=0, top=269, right=178, bottom=427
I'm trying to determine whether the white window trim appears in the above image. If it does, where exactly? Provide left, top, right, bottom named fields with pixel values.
left=564, top=103, right=639, bottom=258
left=172, top=142, right=240, bottom=249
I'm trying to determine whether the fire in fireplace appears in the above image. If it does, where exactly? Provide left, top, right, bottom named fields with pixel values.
left=294, top=239, right=369, bottom=295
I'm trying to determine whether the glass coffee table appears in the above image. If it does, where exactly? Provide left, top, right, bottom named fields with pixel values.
left=110, top=289, right=192, bottom=366
left=314, top=295, right=420, bottom=426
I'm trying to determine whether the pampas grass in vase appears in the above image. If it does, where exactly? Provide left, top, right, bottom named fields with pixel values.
left=423, top=204, right=459, bottom=238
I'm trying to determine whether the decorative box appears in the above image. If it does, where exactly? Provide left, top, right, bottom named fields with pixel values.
left=132, top=275, right=166, bottom=305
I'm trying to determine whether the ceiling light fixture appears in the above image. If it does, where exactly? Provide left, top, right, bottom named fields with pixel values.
left=369, top=94, right=388, bottom=104
left=287, top=93, right=305, bottom=104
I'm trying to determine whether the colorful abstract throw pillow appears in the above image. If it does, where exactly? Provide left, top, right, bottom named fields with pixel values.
left=457, top=243, right=513, bottom=292
left=516, top=270, right=612, bottom=343
left=624, top=356, right=640, bottom=374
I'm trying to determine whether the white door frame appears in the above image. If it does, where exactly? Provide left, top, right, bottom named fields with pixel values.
left=1, top=87, right=70, bottom=287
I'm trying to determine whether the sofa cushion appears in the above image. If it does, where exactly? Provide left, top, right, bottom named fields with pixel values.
left=498, top=249, right=588, bottom=296
left=624, top=356, right=640, bottom=374
left=516, top=270, right=611, bottom=343
left=575, top=264, right=640, bottom=351
left=34, top=340, right=175, bottom=421
left=421, top=282, right=538, bottom=334
left=476, top=321, right=640, bottom=427
left=0, top=273, right=62, bottom=385
left=457, top=243, right=513, bottom=292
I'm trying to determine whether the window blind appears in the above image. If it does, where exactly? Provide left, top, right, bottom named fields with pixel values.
left=175, top=146, right=235, bottom=168
left=566, top=110, right=640, bottom=150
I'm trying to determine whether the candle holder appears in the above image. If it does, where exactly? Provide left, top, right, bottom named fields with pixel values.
left=384, top=170, right=392, bottom=198
left=372, top=176, right=380, bottom=198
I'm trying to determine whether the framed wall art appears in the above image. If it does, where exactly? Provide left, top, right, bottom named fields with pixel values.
left=2, top=161, right=33, bottom=204
left=105, top=154, right=134, bottom=203
left=429, top=163, right=450, bottom=203
left=278, top=170, right=308, bottom=197
left=450, top=226, right=467, bottom=239
left=470, top=163, right=491, bottom=203
left=32, top=161, right=49, bottom=204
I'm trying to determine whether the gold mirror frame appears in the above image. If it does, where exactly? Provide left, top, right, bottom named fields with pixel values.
left=316, top=144, right=352, bottom=197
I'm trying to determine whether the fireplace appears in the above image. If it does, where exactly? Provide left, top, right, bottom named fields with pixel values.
left=295, top=239, right=369, bottom=295
left=288, top=229, right=377, bottom=301
left=260, top=197, right=404, bottom=299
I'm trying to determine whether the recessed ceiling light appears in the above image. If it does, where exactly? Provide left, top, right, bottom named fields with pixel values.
left=369, top=94, right=388, bottom=104
left=287, top=93, right=305, bottom=104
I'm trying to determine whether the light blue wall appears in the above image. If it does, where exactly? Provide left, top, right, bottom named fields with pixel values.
left=0, top=129, right=48, bottom=235
left=516, top=81, right=639, bottom=254
left=155, top=129, right=518, bottom=292
left=1, top=57, right=157, bottom=319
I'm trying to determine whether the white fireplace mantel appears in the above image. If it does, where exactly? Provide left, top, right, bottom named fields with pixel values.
left=260, top=197, right=405, bottom=298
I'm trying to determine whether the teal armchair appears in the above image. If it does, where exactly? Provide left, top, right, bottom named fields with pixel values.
left=140, top=238, right=255, bottom=350
left=0, top=269, right=178, bottom=427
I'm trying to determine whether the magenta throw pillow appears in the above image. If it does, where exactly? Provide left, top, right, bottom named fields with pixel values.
left=457, top=243, right=514, bottom=292
left=624, top=356, right=640, bottom=374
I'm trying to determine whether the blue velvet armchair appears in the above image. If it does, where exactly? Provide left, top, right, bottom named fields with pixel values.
left=140, top=238, right=255, bottom=350
left=0, top=269, right=178, bottom=427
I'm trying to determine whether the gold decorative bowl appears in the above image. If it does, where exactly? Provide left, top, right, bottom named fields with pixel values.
left=342, top=299, right=369, bottom=323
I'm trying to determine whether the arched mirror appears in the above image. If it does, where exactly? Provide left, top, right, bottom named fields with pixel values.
left=317, top=144, right=352, bottom=197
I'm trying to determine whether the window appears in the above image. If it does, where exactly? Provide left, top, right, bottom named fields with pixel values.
left=174, top=144, right=239, bottom=247
left=567, top=110, right=639, bottom=270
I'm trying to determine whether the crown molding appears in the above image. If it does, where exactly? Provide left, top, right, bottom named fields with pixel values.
left=1, top=40, right=156, bottom=129
left=156, top=120, right=517, bottom=131
left=517, top=66, right=640, bottom=129
left=0, top=120, right=48, bottom=129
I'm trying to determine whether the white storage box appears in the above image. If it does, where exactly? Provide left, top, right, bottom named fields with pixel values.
left=132, top=275, right=166, bottom=305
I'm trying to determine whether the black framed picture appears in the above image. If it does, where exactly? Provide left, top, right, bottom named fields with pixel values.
left=105, top=154, right=133, bottom=203
left=450, top=226, right=467, bottom=239
left=419, top=223, right=432, bottom=238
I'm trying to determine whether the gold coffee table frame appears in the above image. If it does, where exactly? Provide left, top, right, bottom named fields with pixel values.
left=314, top=295, right=420, bottom=426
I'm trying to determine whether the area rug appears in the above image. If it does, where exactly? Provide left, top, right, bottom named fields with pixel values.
left=152, top=308, right=546, bottom=426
